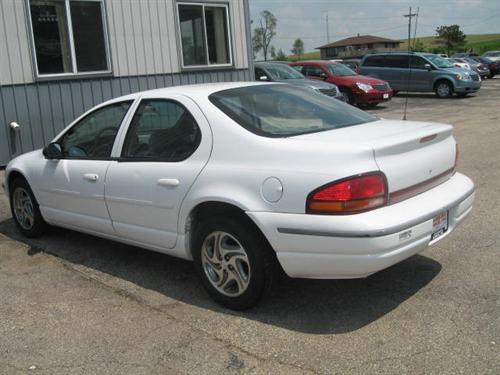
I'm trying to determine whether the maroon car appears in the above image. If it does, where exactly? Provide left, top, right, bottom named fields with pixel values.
left=290, top=60, right=393, bottom=106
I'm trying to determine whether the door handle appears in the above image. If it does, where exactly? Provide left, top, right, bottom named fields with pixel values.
left=83, top=173, right=99, bottom=182
left=157, top=178, right=179, bottom=187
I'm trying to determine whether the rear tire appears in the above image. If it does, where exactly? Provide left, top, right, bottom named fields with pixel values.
left=192, top=216, right=276, bottom=310
left=9, top=177, right=48, bottom=238
left=434, top=80, right=453, bottom=98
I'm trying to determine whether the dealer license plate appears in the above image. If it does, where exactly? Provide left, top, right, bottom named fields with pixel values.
left=383, top=93, right=389, bottom=99
left=431, top=211, right=448, bottom=241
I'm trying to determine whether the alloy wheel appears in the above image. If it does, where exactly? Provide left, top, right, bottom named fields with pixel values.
left=201, top=231, right=251, bottom=297
left=13, top=188, right=35, bottom=230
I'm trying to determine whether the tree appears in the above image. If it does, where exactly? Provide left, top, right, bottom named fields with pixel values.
left=252, top=10, right=277, bottom=61
left=412, top=39, right=425, bottom=52
left=291, top=38, right=304, bottom=57
left=434, top=25, right=466, bottom=56
left=274, top=49, right=288, bottom=61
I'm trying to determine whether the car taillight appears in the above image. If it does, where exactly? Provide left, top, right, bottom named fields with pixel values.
left=306, top=173, right=388, bottom=215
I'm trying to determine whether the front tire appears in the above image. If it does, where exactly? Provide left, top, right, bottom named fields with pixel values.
left=193, top=216, right=276, bottom=310
left=434, top=80, right=453, bottom=98
left=9, top=177, right=48, bottom=238
left=339, top=88, right=354, bottom=104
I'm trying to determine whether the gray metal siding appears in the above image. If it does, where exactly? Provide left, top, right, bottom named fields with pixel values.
left=0, top=69, right=251, bottom=165
left=0, top=0, right=249, bottom=85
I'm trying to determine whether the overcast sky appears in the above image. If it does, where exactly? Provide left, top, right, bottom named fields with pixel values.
left=249, top=0, right=500, bottom=54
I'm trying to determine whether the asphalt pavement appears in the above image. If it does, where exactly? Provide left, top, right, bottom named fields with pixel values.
left=0, top=78, right=499, bottom=374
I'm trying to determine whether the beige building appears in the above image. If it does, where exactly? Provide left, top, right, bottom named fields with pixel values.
left=317, top=34, right=401, bottom=59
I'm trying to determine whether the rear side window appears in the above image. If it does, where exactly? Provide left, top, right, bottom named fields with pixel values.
left=121, top=99, right=201, bottom=162
left=385, top=55, right=409, bottom=68
left=209, top=84, right=377, bottom=138
left=363, top=55, right=385, bottom=67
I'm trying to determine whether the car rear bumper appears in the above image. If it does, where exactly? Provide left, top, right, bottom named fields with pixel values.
left=247, top=172, right=474, bottom=279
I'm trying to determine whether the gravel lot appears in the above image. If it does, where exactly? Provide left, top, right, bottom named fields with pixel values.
left=1, top=78, right=499, bottom=374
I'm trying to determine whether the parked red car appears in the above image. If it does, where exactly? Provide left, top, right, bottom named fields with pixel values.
left=290, top=61, right=393, bottom=106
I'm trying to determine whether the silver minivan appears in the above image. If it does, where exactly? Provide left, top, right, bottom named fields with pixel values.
left=360, top=53, right=481, bottom=98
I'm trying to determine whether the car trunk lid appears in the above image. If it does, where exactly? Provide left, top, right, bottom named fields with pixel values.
left=292, top=119, right=456, bottom=195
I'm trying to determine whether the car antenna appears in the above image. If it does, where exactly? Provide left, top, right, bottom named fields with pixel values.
left=403, top=7, right=419, bottom=120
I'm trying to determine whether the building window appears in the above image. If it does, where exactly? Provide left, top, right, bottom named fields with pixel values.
left=177, top=2, right=232, bottom=68
left=28, top=0, right=110, bottom=77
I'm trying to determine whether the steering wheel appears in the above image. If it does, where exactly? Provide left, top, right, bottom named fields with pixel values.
left=88, top=126, right=118, bottom=156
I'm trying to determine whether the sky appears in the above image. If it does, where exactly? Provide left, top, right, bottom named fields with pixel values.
left=249, top=0, right=500, bottom=54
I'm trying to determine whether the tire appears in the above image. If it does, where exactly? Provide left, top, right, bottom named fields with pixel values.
left=392, top=90, right=399, bottom=96
left=434, top=80, right=453, bottom=98
left=339, top=88, right=354, bottom=104
left=487, top=73, right=494, bottom=79
left=192, top=215, right=276, bottom=310
left=9, top=177, right=48, bottom=238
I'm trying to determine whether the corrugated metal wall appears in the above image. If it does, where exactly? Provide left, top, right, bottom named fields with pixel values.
left=0, top=0, right=250, bottom=85
left=0, top=0, right=253, bottom=166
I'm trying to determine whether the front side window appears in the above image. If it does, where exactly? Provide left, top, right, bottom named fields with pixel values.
left=209, top=85, right=377, bottom=138
left=122, top=100, right=201, bottom=162
left=178, top=3, right=231, bottom=67
left=58, top=101, right=132, bottom=159
left=29, top=0, right=109, bottom=76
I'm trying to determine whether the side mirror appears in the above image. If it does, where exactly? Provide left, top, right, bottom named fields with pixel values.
left=43, top=142, right=62, bottom=159
left=424, top=63, right=432, bottom=71
left=259, top=75, right=269, bottom=81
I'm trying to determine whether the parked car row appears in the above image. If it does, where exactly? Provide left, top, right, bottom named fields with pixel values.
left=254, top=49, right=497, bottom=106
left=255, top=61, right=393, bottom=107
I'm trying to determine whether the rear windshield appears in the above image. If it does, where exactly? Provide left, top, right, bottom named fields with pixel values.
left=209, top=84, right=377, bottom=138
left=261, top=64, right=304, bottom=80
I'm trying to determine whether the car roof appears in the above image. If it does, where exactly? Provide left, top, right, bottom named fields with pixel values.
left=291, top=60, right=335, bottom=65
left=105, top=82, right=269, bottom=104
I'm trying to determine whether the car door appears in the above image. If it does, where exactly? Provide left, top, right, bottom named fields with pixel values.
left=36, top=100, right=134, bottom=235
left=104, top=94, right=212, bottom=250
left=409, top=55, right=432, bottom=91
left=385, top=55, right=409, bottom=90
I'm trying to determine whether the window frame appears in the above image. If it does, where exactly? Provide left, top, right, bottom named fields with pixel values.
left=176, top=1, right=233, bottom=70
left=118, top=98, right=203, bottom=163
left=26, top=0, right=112, bottom=80
left=54, top=100, right=133, bottom=160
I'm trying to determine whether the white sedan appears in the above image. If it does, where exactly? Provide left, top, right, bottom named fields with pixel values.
left=4, top=82, right=474, bottom=309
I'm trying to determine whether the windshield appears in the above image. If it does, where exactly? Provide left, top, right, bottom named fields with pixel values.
left=262, top=64, right=304, bottom=80
left=425, top=54, right=454, bottom=68
left=326, top=63, right=356, bottom=76
left=209, top=84, right=377, bottom=138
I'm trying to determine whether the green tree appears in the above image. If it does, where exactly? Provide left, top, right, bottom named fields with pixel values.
left=274, top=49, right=288, bottom=61
left=291, top=38, right=304, bottom=57
left=252, top=10, right=277, bottom=61
left=413, top=39, right=425, bottom=52
left=434, top=25, right=466, bottom=56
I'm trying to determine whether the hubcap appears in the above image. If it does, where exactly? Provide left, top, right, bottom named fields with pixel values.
left=13, top=188, right=35, bottom=230
left=201, top=231, right=251, bottom=297
left=437, top=83, right=450, bottom=97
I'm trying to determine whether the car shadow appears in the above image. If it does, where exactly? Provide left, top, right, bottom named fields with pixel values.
left=394, top=92, right=477, bottom=99
left=0, top=218, right=441, bottom=335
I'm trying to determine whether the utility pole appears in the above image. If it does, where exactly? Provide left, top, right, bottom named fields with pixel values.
left=402, top=7, right=418, bottom=120
left=326, top=13, right=330, bottom=43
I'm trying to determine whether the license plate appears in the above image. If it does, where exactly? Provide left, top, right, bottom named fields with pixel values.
left=431, top=211, right=448, bottom=241
left=383, top=93, right=389, bottom=99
